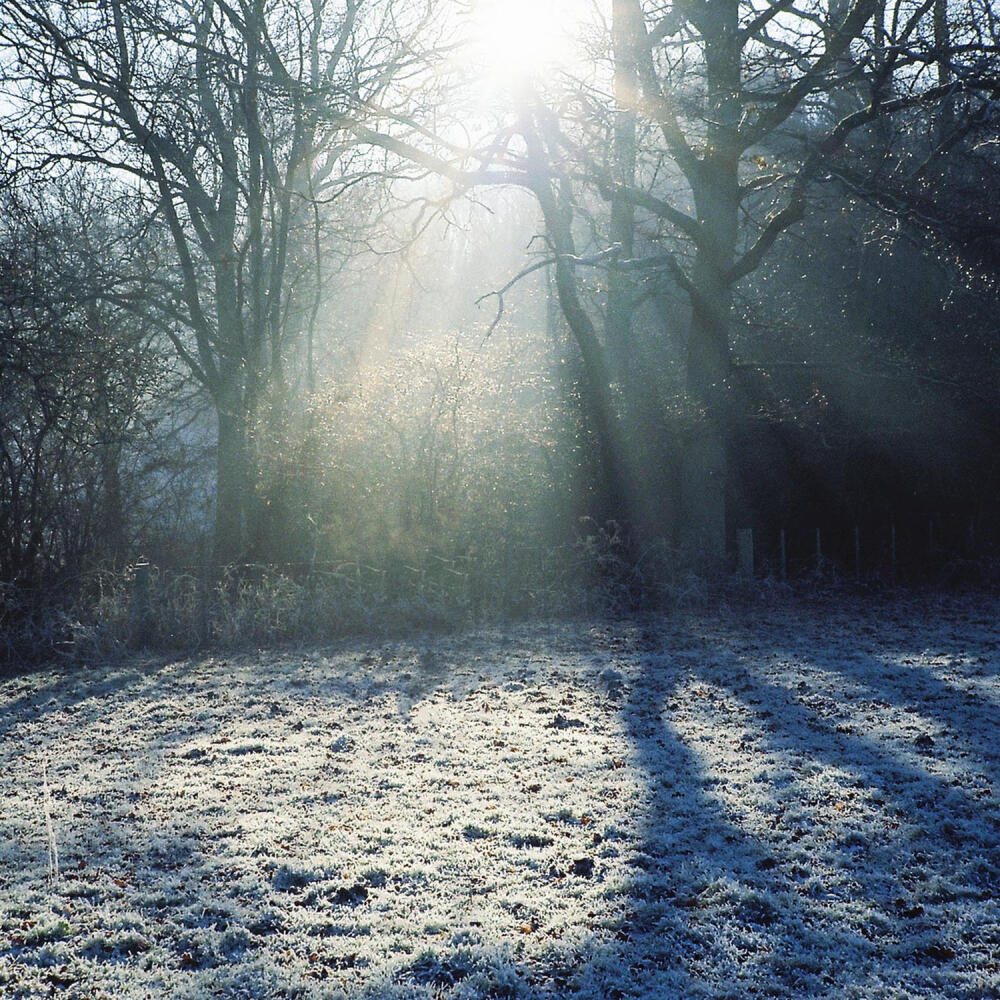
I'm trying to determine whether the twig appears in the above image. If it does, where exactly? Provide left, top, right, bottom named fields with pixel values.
left=476, top=245, right=623, bottom=340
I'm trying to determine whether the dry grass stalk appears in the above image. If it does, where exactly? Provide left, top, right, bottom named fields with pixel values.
left=43, top=761, right=59, bottom=882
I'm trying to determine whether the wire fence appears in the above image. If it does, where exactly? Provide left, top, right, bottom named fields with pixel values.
left=735, top=512, right=996, bottom=585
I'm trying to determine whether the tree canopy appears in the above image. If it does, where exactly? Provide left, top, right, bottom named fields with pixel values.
left=1, top=0, right=998, bottom=644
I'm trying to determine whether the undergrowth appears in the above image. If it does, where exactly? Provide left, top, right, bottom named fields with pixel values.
left=4, top=525, right=991, bottom=672
left=0, top=529, right=729, bottom=670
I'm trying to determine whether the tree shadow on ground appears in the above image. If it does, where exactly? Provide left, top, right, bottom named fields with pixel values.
left=374, top=600, right=999, bottom=998
left=606, top=601, right=1000, bottom=998
left=2, top=600, right=998, bottom=999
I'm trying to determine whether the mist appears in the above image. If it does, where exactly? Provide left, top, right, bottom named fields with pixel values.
left=2, top=4, right=1000, bottom=998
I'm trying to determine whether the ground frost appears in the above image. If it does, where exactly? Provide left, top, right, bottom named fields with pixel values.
left=1, top=595, right=998, bottom=998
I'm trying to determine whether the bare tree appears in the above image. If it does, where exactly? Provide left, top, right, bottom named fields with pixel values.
left=0, top=179, right=169, bottom=586
left=360, top=0, right=999, bottom=560
left=1, top=0, right=439, bottom=565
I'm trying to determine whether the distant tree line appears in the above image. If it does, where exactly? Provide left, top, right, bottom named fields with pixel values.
left=1, top=0, right=998, bottom=650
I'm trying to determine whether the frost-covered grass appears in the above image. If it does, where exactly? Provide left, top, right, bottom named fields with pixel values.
left=2, top=593, right=998, bottom=999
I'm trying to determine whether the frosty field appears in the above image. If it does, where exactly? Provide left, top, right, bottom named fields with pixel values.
left=2, top=594, right=998, bottom=999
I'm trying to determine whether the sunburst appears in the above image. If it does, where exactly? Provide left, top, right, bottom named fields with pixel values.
left=465, top=0, right=589, bottom=103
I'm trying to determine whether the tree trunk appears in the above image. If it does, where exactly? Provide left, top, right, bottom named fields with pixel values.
left=213, top=390, right=249, bottom=568
left=680, top=184, right=739, bottom=565
left=607, top=0, right=639, bottom=380
left=551, top=257, right=631, bottom=530
left=524, top=111, right=633, bottom=533
left=680, top=257, right=731, bottom=565
left=676, top=0, right=742, bottom=566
